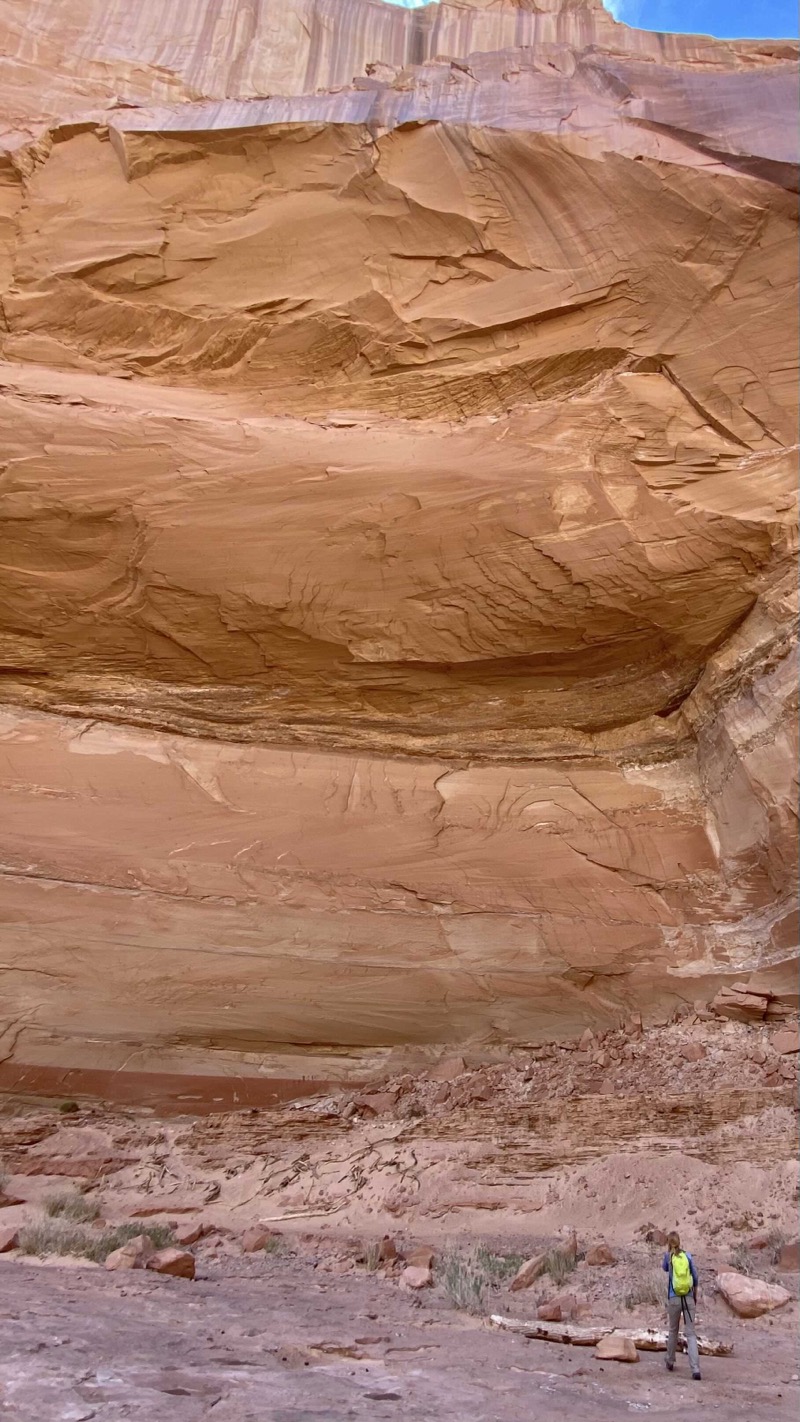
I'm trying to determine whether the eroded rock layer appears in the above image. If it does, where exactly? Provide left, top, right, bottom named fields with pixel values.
left=0, top=0, right=797, bottom=1087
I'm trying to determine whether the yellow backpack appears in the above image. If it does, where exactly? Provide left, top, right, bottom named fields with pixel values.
left=671, top=1251, right=693, bottom=1296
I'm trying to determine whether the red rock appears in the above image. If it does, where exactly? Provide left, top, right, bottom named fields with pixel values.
left=0, top=1193, right=24, bottom=1209
left=579, top=1029, right=594, bottom=1050
left=378, top=1235, right=398, bottom=1263
left=779, top=1059, right=796, bottom=1080
left=405, top=1246, right=435, bottom=1269
left=173, top=1222, right=204, bottom=1247
left=718, top=1271, right=790, bottom=1317
left=749, top=1045, right=767, bottom=1065
left=550, top=1291, right=583, bottom=1320
left=509, top=1254, right=548, bottom=1292
left=354, top=1092, right=396, bottom=1116
left=467, top=1083, right=492, bottom=1103
left=428, top=1056, right=466, bottom=1083
left=764, top=1072, right=782, bottom=1088
left=240, top=1228, right=275, bottom=1253
left=537, top=1303, right=562, bottom=1321
left=681, top=1042, right=707, bottom=1062
left=400, top=1265, right=431, bottom=1290
left=105, top=1234, right=154, bottom=1271
left=747, top=1232, right=772, bottom=1250
left=710, top=987, right=769, bottom=1023
left=146, top=1248, right=196, bottom=1279
left=773, top=1029, right=800, bottom=1055
left=0, top=1226, right=19, bottom=1252
left=586, top=1243, right=616, bottom=1266
left=594, top=1334, right=638, bottom=1363
left=777, top=1240, right=799, bottom=1271
left=432, top=1083, right=451, bottom=1105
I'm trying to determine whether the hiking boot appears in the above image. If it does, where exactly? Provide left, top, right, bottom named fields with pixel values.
left=665, top=1362, right=674, bottom=1372
left=692, top=1372, right=702, bottom=1381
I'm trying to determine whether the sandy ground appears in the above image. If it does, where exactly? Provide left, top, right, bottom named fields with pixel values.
left=2, top=1242, right=798, bottom=1422
left=1, top=1017, right=797, bottom=1419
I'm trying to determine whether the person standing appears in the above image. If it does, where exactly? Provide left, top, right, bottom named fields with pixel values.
left=662, top=1230, right=701, bottom=1380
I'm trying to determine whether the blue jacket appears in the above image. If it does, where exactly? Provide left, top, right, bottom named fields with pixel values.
left=662, top=1250, right=698, bottom=1298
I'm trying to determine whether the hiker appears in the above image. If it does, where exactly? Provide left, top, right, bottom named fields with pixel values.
left=662, top=1230, right=701, bottom=1380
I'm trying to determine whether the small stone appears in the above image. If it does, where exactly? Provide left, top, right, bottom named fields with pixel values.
left=717, top=1271, right=791, bottom=1317
left=779, top=1059, right=796, bottom=1080
left=777, top=1240, right=799, bottom=1272
left=509, top=1253, right=548, bottom=1291
left=0, top=1226, right=19, bottom=1253
left=579, top=1029, right=594, bottom=1050
left=432, top=1083, right=451, bottom=1105
left=405, top=1245, right=435, bottom=1269
left=400, top=1265, right=431, bottom=1289
left=773, top=1030, right=800, bottom=1055
left=146, top=1248, right=196, bottom=1279
left=537, top=1302, right=562, bottom=1321
left=594, top=1333, right=638, bottom=1362
left=586, top=1243, right=616, bottom=1266
left=681, top=1043, right=707, bottom=1062
left=104, top=1235, right=154, bottom=1271
left=240, top=1228, right=274, bottom=1253
left=378, top=1235, right=398, bottom=1262
left=749, top=1046, right=767, bottom=1065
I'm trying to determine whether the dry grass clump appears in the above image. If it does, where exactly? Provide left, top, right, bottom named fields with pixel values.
left=543, top=1247, right=577, bottom=1285
left=624, top=1274, right=666, bottom=1311
left=43, top=1189, right=100, bottom=1223
left=18, top=1220, right=175, bottom=1264
left=439, top=1247, right=525, bottom=1314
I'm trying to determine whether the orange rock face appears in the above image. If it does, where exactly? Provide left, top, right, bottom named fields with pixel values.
left=0, top=0, right=796, bottom=1092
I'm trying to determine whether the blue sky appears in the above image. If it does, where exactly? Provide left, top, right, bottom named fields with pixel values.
left=381, top=0, right=798, bottom=39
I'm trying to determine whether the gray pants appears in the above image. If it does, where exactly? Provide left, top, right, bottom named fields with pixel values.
left=667, top=1294, right=700, bottom=1373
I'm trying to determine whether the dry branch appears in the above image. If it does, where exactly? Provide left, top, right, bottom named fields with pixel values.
left=490, top=1314, right=733, bottom=1357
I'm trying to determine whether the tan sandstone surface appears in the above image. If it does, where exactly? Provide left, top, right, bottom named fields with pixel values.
left=0, top=0, right=798, bottom=1091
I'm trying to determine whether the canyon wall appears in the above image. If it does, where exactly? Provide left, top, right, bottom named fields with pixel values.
left=0, top=0, right=797, bottom=1093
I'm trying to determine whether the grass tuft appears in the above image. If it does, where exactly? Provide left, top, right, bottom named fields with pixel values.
left=624, top=1275, right=666, bottom=1311
left=439, top=1249, right=490, bottom=1314
left=543, top=1248, right=577, bottom=1286
left=43, top=1190, right=99, bottom=1223
left=18, top=1220, right=175, bottom=1264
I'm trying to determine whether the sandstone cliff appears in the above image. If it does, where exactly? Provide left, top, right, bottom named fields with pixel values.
left=0, top=0, right=797, bottom=1094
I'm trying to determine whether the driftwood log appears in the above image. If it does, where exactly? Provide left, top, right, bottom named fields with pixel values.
left=490, top=1314, right=733, bottom=1357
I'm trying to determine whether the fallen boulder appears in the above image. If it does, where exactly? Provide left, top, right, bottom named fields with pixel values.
left=104, top=1234, right=154, bottom=1271
left=146, top=1248, right=196, bottom=1279
left=401, top=1265, right=432, bottom=1290
left=405, top=1245, right=435, bottom=1269
left=595, top=1333, right=638, bottom=1363
left=173, top=1222, right=204, bottom=1247
left=772, top=1029, right=800, bottom=1055
left=509, top=1253, right=548, bottom=1292
left=537, top=1303, right=562, bottom=1322
left=0, top=1226, right=19, bottom=1253
left=240, top=1227, right=275, bottom=1253
left=586, top=1244, right=616, bottom=1266
left=717, top=1272, right=791, bottom=1317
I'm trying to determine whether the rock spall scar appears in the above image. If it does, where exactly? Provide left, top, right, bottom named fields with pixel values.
left=0, top=0, right=796, bottom=1089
